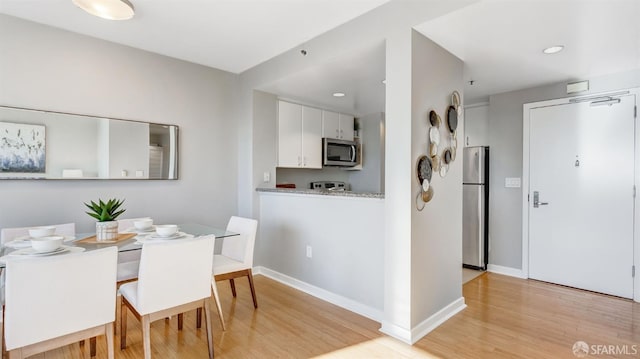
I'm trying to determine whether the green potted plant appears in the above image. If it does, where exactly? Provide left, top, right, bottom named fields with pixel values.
left=85, top=198, right=126, bottom=241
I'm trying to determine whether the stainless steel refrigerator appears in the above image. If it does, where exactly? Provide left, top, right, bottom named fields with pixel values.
left=462, top=146, right=489, bottom=270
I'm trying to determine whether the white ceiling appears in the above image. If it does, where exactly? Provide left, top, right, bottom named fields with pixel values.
left=416, top=0, right=640, bottom=103
left=0, top=0, right=391, bottom=74
left=258, top=40, right=386, bottom=116
left=1, top=0, right=639, bottom=108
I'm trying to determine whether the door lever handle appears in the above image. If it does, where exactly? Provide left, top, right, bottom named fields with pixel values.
left=533, top=191, right=549, bottom=208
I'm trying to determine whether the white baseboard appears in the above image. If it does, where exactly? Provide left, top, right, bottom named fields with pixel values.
left=253, top=266, right=383, bottom=322
left=379, top=321, right=412, bottom=344
left=410, top=297, right=466, bottom=344
left=254, top=267, right=466, bottom=345
left=380, top=297, right=466, bottom=345
left=487, top=264, right=527, bottom=279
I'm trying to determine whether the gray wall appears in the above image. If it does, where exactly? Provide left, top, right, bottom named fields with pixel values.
left=0, top=15, right=239, bottom=232
left=348, top=112, right=385, bottom=193
left=239, top=1, right=476, bottom=342
left=488, top=69, right=640, bottom=270
left=410, top=30, right=463, bottom=326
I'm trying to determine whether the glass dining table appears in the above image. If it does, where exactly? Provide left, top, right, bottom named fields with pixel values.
left=0, top=223, right=238, bottom=267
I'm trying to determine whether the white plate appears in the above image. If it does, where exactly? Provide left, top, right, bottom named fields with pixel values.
left=7, top=235, right=76, bottom=248
left=8, top=245, right=85, bottom=257
left=145, top=232, right=190, bottom=240
left=422, top=178, right=430, bottom=192
left=123, top=226, right=156, bottom=234
left=429, top=126, right=440, bottom=145
left=439, top=163, right=449, bottom=177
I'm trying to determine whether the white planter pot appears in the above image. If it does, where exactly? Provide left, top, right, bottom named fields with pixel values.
left=96, top=221, right=118, bottom=241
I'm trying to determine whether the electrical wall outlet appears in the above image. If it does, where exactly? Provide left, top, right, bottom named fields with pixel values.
left=306, top=245, right=312, bottom=258
left=263, top=171, right=270, bottom=183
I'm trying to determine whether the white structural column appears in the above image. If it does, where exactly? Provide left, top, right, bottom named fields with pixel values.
left=380, top=26, right=414, bottom=341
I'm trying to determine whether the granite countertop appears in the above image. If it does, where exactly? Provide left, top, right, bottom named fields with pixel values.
left=256, top=187, right=384, bottom=199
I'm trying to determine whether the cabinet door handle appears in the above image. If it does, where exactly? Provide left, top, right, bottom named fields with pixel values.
left=298, top=156, right=301, bottom=166
left=303, top=156, right=307, bottom=166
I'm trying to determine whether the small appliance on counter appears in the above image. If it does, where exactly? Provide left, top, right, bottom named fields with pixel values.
left=310, top=181, right=349, bottom=191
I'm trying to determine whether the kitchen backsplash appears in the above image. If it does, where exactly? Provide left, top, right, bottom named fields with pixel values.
left=276, top=167, right=350, bottom=190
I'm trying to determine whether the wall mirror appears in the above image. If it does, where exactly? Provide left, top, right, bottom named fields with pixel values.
left=0, top=106, right=178, bottom=180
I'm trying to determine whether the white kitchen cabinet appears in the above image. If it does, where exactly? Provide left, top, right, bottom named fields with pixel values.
left=277, top=101, right=322, bottom=169
left=463, top=104, right=489, bottom=147
left=322, top=111, right=354, bottom=141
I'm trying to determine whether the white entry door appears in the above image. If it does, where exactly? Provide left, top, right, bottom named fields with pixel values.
left=528, top=94, right=635, bottom=298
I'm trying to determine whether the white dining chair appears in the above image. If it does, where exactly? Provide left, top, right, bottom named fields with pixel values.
left=115, top=218, right=150, bottom=285
left=4, top=247, right=118, bottom=359
left=119, top=235, right=215, bottom=359
left=201, top=216, right=258, bottom=331
left=0, top=222, right=76, bottom=355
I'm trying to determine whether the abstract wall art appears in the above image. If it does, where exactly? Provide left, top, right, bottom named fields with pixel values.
left=0, top=122, right=46, bottom=173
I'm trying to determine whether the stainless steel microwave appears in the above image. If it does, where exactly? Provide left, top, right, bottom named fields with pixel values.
left=323, top=138, right=358, bottom=167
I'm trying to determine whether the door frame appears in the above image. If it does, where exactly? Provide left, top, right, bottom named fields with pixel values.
left=522, top=87, right=639, bottom=302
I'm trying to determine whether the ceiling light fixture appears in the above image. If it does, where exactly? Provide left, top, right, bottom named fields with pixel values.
left=332, top=92, right=346, bottom=97
left=72, top=0, right=135, bottom=20
left=542, top=45, right=564, bottom=54
left=382, top=80, right=386, bottom=85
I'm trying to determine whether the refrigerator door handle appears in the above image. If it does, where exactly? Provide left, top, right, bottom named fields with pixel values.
left=477, top=187, right=485, bottom=265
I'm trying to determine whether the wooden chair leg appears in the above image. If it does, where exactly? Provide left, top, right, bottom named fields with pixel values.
left=142, top=315, right=152, bottom=359
left=120, top=298, right=128, bottom=350
left=106, top=322, right=115, bottom=359
left=203, top=299, right=214, bottom=359
left=196, top=308, right=202, bottom=329
left=90, top=337, right=97, bottom=357
left=229, top=278, right=237, bottom=297
left=211, top=279, right=226, bottom=330
left=247, top=269, right=258, bottom=309
left=178, top=313, right=184, bottom=330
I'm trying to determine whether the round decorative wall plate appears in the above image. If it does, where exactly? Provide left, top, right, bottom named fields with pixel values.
left=421, top=186, right=434, bottom=203
left=447, top=106, right=458, bottom=133
left=422, top=178, right=430, bottom=192
left=431, top=155, right=441, bottom=172
left=439, top=162, right=449, bottom=177
left=429, top=126, right=440, bottom=145
left=451, top=91, right=461, bottom=108
left=429, top=143, right=438, bottom=157
left=429, top=110, right=441, bottom=127
left=443, top=148, right=452, bottom=164
left=416, top=155, right=433, bottom=186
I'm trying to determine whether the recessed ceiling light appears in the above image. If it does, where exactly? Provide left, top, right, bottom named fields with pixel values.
left=543, top=45, right=564, bottom=54
left=72, top=0, right=135, bottom=20
left=382, top=79, right=386, bottom=85
left=332, top=92, right=346, bottom=97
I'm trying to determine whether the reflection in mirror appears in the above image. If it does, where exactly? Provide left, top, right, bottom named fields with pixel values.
left=0, top=106, right=178, bottom=179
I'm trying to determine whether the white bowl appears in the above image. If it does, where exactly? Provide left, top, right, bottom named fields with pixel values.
left=28, top=226, right=56, bottom=238
left=134, top=218, right=153, bottom=230
left=155, top=224, right=178, bottom=237
left=31, top=236, right=64, bottom=253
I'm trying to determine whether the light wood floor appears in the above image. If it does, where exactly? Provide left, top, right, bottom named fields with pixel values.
left=21, top=273, right=640, bottom=358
